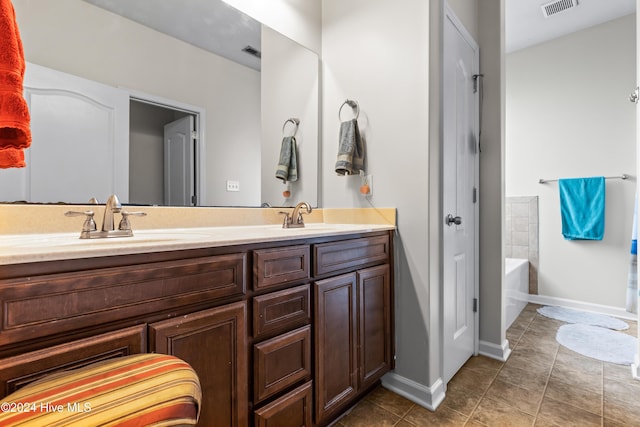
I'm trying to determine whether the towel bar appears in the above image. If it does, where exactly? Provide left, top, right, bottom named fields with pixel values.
left=339, top=99, right=360, bottom=121
left=538, top=174, right=628, bottom=184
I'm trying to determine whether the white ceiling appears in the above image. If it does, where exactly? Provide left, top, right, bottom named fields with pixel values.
left=506, top=0, right=635, bottom=53
left=83, top=0, right=635, bottom=62
left=82, top=0, right=262, bottom=70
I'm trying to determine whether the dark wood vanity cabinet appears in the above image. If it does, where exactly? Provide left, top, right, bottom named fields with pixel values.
left=314, top=264, right=392, bottom=425
left=251, top=232, right=393, bottom=426
left=0, top=252, right=248, bottom=427
left=0, top=229, right=393, bottom=427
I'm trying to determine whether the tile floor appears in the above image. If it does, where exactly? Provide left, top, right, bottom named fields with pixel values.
left=336, top=303, right=640, bottom=426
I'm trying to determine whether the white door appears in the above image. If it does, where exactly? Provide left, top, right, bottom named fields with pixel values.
left=634, top=0, right=640, bottom=379
left=442, top=7, right=480, bottom=384
left=164, top=116, right=195, bottom=206
left=0, top=62, right=129, bottom=204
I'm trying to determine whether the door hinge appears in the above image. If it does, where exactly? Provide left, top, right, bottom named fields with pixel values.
left=629, top=87, right=639, bottom=104
left=472, top=74, right=484, bottom=94
left=473, top=298, right=478, bottom=313
left=191, top=130, right=198, bottom=139
left=472, top=187, right=477, bottom=204
left=191, top=195, right=197, bottom=205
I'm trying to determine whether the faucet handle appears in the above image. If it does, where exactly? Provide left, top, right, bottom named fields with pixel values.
left=118, top=211, right=147, bottom=231
left=65, top=210, right=97, bottom=232
left=278, top=211, right=292, bottom=228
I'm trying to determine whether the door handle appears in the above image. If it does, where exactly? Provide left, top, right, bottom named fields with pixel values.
left=445, top=214, right=462, bottom=226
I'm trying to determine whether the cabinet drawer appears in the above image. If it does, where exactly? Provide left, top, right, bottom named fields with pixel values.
left=314, top=235, right=390, bottom=276
left=254, top=381, right=313, bottom=427
left=254, top=325, right=311, bottom=403
left=0, top=324, right=146, bottom=398
left=253, top=245, right=310, bottom=291
left=253, top=284, right=310, bottom=340
left=0, top=254, right=246, bottom=346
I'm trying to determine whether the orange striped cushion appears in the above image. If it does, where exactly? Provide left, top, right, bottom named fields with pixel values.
left=0, top=353, right=201, bottom=426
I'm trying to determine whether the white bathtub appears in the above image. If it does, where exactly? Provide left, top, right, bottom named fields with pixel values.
left=505, top=258, right=529, bottom=329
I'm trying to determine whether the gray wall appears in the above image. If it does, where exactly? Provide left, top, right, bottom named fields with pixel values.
left=319, top=0, right=505, bottom=406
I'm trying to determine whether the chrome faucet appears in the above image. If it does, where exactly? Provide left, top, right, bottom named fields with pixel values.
left=65, top=194, right=146, bottom=239
left=279, top=202, right=312, bottom=228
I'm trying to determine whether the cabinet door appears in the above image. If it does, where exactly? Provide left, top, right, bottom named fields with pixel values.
left=358, top=264, right=392, bottom=389
left=314, top=273, right=357, bottom=423
left=149, top=302, right=248, bottom=427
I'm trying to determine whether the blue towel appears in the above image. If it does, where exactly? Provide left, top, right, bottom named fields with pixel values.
left=558, top=177, right=605, bottom=240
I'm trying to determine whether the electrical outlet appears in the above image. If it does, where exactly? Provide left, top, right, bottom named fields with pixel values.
left=226, top=180, right=240, bottom=192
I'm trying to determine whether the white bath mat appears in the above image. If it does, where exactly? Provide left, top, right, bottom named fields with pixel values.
left=537, top=306, right=629, bottom=331
left=556, top=324, right=637, bottom=365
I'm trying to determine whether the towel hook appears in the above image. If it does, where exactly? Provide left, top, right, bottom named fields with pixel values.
left=339, top=99, right=360, bottom=121
left=282, top=118, right=300, bottom=137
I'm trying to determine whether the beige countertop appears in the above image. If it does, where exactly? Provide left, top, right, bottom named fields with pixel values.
left=0, top=223, right=395, bottom=265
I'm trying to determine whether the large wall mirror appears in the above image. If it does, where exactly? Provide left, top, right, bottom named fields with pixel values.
left=3, top=0, right=319, bottom=207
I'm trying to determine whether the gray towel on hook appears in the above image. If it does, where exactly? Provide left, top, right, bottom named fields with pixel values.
left=335, top=119, right=365, bottom=175
left=275, top=136, right=298, bottom=182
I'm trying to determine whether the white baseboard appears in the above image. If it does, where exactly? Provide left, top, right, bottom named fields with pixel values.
left=478, top=339, right=511, bottom=362
left=381, top=372, right=445, bottom=411
left=527, top=294, right=637, bottom=321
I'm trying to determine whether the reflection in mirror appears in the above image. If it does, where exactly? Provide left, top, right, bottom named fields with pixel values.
left=3, top=0, right=319, bottom=207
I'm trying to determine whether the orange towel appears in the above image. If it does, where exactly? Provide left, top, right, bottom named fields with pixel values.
left=0, top=0, right=31, bottom=169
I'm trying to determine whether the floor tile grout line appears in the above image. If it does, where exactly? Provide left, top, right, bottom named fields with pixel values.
left=531, top=322, right=559, bottom=424
left=451, top=308, right=538, bottom=424
left=528, top=313, right=613, bottom=426
left=363, top=392, right=415, bottom=425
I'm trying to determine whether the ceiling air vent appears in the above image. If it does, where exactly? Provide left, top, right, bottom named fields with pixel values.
left=541, top=0, right=578, bottom=18
left=242, top=45, right=261, bottom=59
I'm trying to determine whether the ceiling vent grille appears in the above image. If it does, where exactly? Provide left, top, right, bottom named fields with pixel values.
left=242, top=45, right=261, bottom=59
left=541, top=0, right=578, bottom=18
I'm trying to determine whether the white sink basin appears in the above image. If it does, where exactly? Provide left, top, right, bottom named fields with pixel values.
left=10, top=231, right=210, bottom=248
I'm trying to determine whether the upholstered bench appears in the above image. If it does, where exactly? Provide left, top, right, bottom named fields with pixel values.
left=0, top=353, right=201, bottom=426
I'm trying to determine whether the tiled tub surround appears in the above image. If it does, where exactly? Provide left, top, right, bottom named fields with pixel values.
left=505, top=196, right=539, bottom=294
